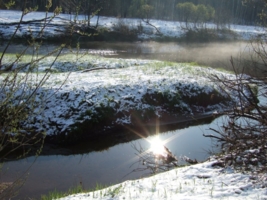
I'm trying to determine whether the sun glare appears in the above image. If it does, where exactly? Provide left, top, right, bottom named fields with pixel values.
left=149, top=137, right=166, bottom=156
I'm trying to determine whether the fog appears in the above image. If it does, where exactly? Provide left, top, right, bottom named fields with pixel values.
left=1, top=41, right=260, bottom=75
left=77, top=41, right=254, bottom=71
left=109, top=41, right=252, bottom=69
left=164, top=42, right=250, bottom=67
left=96, top=41, right=260, bottom=76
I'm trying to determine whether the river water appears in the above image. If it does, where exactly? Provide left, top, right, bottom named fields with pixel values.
left=0, top=41, right=248, bottom=199
left=2, top=116, right=224, bottom=199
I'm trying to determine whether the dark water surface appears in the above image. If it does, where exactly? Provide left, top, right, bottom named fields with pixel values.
left=1, top=116, right=225, bottom=199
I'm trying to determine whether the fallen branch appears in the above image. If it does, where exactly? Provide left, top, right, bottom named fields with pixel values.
left=141, top=19, right=162, bottom=35
left=81, top=67, right=117, bottom=73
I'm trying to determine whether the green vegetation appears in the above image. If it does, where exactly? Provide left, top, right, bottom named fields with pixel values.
left=176, top=2, right=215, bottom=28
left=129, top=0, right=154, bottom=20
left=40, top=182, right=129, bottom=200
left=41, top=185, right=84, bottom=200
left=0, top=1, right=81, bottom=199
left=41, top=182, right=111, bottom=200
left=1, top=0, right=262, bottom=27
left=181, top=28, right=238, bottom=42
left=1, top=1, right=264, bottom=43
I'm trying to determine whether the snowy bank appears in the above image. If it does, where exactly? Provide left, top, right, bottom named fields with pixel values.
left=0, top=9, right=265, bottom=41
left=1, top=53, right=244, bottom=142
left=58, top=160, right=267, bottom=200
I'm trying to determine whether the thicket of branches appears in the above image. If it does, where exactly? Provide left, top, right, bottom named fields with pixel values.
left=205, top=55, right=267, bottom=173
left=0, top=0, right=77, bottom=198
left=204, top=3, right=267, bottom=173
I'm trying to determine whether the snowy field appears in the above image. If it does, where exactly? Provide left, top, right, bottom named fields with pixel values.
left=1, top=10, right=267, bottom=200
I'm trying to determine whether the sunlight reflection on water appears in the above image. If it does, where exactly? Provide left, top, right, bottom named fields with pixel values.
left=1, top=116, right=225, bottom=199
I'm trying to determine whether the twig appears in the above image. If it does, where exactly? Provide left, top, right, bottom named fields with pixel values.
left=81, top=67, right=117, bottom=73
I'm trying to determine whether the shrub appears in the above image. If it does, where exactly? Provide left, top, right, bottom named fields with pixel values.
left=205, top=56, right=267, bottom=173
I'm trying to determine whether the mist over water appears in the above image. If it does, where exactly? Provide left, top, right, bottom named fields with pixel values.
left=79, top=41, right=253, bottom=71
left=1, top=41, right=253, bottom=72
left=1, top=40, right=260, bottom=77
left=166, top=42, right=250, bottom=68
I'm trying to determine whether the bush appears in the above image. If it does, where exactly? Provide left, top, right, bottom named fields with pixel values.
left=0, top=1, right=72, bottom=198
left=205, top=56, right=267, bottom=173
left=181, top=28, right=238, bottom=42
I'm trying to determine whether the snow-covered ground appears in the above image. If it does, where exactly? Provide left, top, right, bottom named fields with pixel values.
left=1, top=10, right=267, bottom=200
left=0, top=9, right=265, bottom=40
left=0, top=53, right=243, bottom=136
left=1, top=10, right=253, bottom=137
left=58, top=159, right=267, bottom=200
left=0, top=10, right=257, bottom=137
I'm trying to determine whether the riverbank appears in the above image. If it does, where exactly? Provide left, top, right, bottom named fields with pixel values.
left=1, top=103, right=220, bottom=161
left=1, top=54, right=237, bottom=148
left=57, top=159, right=267, bottom=200
left=0, top=9, right=265, bottom=43
left=39, top=111, right=219, bottom=156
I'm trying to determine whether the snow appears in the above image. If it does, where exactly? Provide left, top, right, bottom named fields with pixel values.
left=0, top=10, right=267, bottom=200
left=0, top=9, right=265, bottom=40
left=58, top=160, right=267, bottom=200
left=0, top=58, right=238, bottom=136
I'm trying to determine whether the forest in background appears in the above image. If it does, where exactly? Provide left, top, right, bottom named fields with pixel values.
left=0, top=0, right=265, bottom=26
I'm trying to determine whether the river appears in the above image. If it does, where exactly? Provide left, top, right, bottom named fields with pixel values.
left=2, top=116, right=224, bottom=199
left=0, top=41, right=247, bottom=199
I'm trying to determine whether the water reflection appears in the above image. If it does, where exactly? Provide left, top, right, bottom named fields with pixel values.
left=1, top=116, right=225, bottom=199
